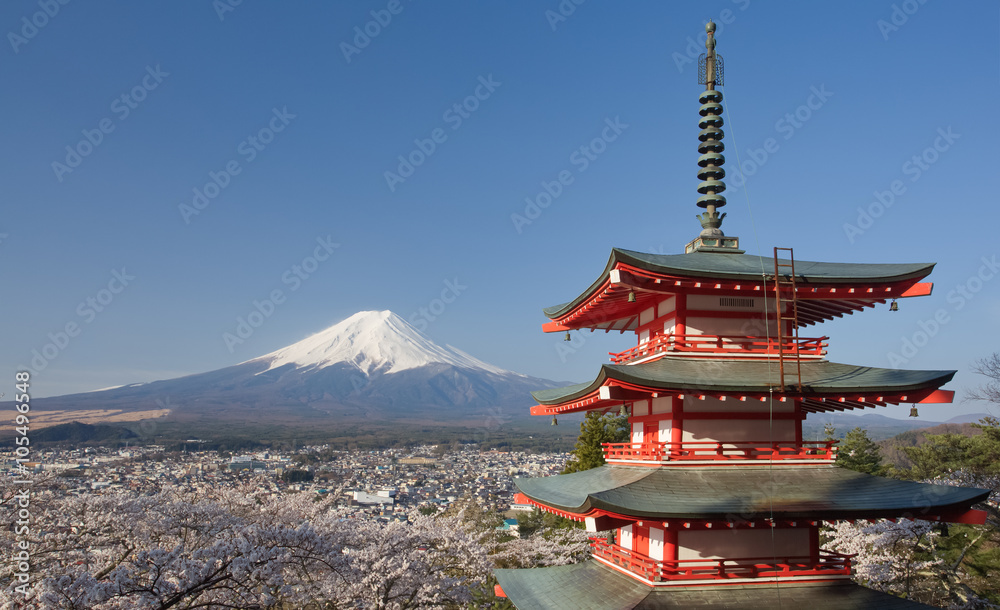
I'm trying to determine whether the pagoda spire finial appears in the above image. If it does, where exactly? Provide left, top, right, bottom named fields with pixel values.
left=686, top=20, right=741, bottom=254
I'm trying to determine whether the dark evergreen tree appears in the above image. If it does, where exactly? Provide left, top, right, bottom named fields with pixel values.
left=561, top=411, right=629, bottom=474
left=823, top=422, right=836, bottom=442
left=836, top=427, right=885, bottom=476
left=902, top=417, right=1000, bottom=480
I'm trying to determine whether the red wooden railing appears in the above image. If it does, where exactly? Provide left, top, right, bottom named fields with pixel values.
left=609, top=334, right=828, bottom=364
left=602, top=440, right=837, bottom=463
left=589, top=538, right=852, bottom=581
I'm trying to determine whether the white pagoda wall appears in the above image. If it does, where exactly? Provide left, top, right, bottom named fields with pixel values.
left=619, top=524, right=633, bottom=550
left=623, top=397, right=801, bottom=446
left=649, top=527, right=665, bottom=561
left=681, top=419, right=795, bottom=445
left=637, top=298, right=676, bottom=342
left=680, top=396, right=797, bottom=445
left=643, top=294, right=784, bottom=339
left=684, top=315, right=780, bottom=339
left=677, top=528, right=809, bottom=561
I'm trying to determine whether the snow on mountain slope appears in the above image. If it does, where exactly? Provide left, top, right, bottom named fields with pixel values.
left=248, top=310, right=514, bottom=377
left=21, top=310, right=561, bottom=425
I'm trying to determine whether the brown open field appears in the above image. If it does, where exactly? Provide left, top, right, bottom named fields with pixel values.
left=5, top=409, right=170, bottom=431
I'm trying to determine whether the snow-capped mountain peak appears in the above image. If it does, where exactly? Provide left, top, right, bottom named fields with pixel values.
left=249, top=310, right=511, bottom=377
left=28, top=309, right=561, bottom=427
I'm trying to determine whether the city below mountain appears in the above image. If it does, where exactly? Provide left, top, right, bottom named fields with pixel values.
left=20, top=311, right=566, bottom=439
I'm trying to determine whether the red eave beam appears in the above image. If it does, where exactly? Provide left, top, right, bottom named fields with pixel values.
left=518, top=494, right=631, bottom=524
left=918, top=389, right=954, bottom=404
left=937, top=508, right=989, bottom=525
left=519, top=496, right=588, bottom=522
left=542, top=321, right=572, bottom=333
left=494, top=584, right=507, bottom=598
left=531, top=392, right=607, bottom=415
left=900, top=282, right=933, bottom=298
left=531, top=381, right=654, bottom=415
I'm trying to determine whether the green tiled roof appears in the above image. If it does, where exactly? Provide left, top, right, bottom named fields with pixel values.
left=495, top=560, right=939, bottom=609
left=514, top=465, right=990, bottom=520
left=531, top=358, right=955, bottom=404
left=543, top=248, right=935, bottom=319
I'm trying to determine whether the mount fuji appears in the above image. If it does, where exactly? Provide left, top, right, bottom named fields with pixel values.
left=249, top=310, right=512, bottom=379
left=25, top=311, right=565, bottom=430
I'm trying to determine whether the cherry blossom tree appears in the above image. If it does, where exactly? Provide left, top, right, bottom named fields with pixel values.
left=0, top=477, right=492, bottom=610
left=825, top=518, right=941, bottom=597
left=825, top=470, right=1000, bottom=610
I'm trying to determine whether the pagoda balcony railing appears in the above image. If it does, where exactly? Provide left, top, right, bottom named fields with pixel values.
left=589, top=538, right=853, bottom=582
left=609, top=333, right=828, bottom=364
left=602, top=440, right=838, bottom=464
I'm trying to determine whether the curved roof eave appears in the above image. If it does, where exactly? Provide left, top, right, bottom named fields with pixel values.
left=543, top=248, right=936, bottom=320
left=514, top=465, right=991, bottom=520
left=531, top=358, right=956, bottom=405
left=495, top=561, right=942, bottom=609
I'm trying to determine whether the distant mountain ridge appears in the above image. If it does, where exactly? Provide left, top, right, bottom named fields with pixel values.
left=19, top=311, right=564, bottom=429
left=803, top=411, right=993, bottom=441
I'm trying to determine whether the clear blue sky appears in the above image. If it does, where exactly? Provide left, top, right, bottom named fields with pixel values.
left=3, top=1, right=998, bottom=421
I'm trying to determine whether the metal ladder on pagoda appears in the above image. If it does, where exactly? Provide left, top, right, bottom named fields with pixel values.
left=773, top=247, right=803, bottom=392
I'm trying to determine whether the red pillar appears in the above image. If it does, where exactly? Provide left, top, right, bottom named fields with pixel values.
left=794, top=399, right=803, bottom=443
left=670, top=395, right=683, bottom=447
left=664, top=527, right=678, bottom=563
left=675, top=293, right=687, bottom=337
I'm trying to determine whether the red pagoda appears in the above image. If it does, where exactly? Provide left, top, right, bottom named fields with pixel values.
left=494, top=21, right=990, bottom=609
